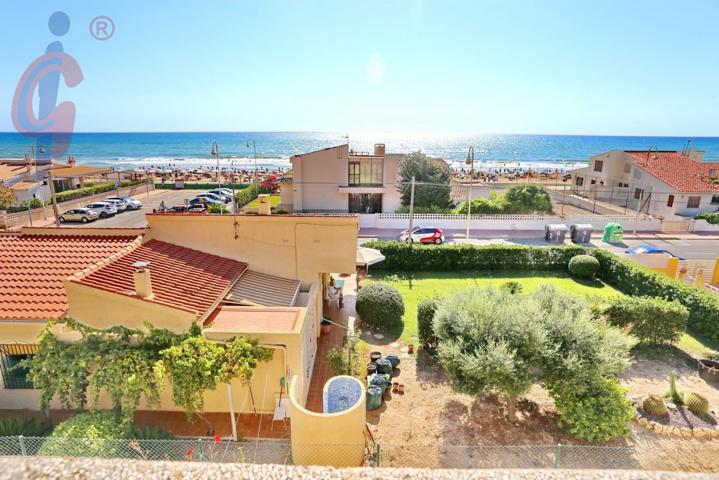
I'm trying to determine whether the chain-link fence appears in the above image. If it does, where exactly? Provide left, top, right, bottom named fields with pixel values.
left=1, top=437, right=718, bottom=472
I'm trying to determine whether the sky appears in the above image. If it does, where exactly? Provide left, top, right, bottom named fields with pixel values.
left=0, top=0, right=718, bottom=135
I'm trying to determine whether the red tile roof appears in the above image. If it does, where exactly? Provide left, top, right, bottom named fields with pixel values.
left=0, top=233, right=141, bottom=320
left=73, top=239, right=248, bottom=317
left=626, top=151, right=719, bottom=193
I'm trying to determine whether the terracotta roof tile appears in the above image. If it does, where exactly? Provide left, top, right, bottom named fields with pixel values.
left=626, top=151, right=719, bottom=193
left=73, top=240, right=247, bottom=317
left=0, top=233, right=141, bottom=320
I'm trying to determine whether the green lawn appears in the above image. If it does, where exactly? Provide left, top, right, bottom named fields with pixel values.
left=365, top=271, right=623, bottom=344
left=245, top=195, right=281, bottom=209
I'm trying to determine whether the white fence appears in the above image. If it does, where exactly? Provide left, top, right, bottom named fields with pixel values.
left=357, top=213, right=662, bottom=232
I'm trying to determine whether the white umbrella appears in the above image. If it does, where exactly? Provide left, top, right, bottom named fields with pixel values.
left=356, top=247, right=385, bottom=267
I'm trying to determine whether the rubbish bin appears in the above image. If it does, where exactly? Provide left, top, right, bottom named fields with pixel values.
left=375, top=358, right=393, bottom=375
left=570, top=224, right=594, bottom=244
left=384, top=354, right=401, bottom=369
left=366, top=385, right=383, bottom=410
left=602, top=223, right=624, bottom=243
left=544, top=224, right=568, bottom=244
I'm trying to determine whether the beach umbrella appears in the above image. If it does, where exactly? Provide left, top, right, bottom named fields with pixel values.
left=356, top=247, right=385, bottom=268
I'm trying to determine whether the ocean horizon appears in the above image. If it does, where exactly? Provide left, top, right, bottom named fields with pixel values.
left=1, top=131, right=718, bottom=172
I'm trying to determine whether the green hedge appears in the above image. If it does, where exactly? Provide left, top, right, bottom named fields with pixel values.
left=155, top=182, right=249, bottom=190
left=55, top=183, right=115, bottom=203
left=362, top=241, right=587, bottom=272
left=604, top=296, right=688, bottom=345
left=235, top=183, right=271, bottom=207
left=696, top=212, right=719, bottom=224
left=364, top=241, right=719, bottom=341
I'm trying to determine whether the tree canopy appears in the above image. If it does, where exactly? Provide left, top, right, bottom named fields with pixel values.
left=396, top=151, right=453, bottom=210
left=0, top=186, right=15, bottom=210
left=433, top=285, right=635, bottom=440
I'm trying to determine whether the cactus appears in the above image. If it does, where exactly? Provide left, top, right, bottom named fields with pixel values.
left=669, top=372, right=684, bottom=404
left=643, top=394, right=668, bottom=416
left=685, top=392, right=710, bottom=416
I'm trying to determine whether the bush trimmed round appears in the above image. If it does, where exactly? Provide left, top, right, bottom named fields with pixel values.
left=568, top=254, right=600, bottom=278
left=356, top=282, right=405, bottom=330
left=38, top=410, right=131, bottom=458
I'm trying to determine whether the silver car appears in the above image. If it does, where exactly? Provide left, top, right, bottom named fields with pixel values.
left=102, top=198, right=128, bottom=212
left=86, top=201, right=118, bottom=218
left=58, top=208, right=100, bottom=223
left=108, top=196, right=142, bottom=210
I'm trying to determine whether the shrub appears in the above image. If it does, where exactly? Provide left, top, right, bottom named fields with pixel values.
left=355, top=283, right=405, bottom=330
left=235, top=183, right=271, bottom=207
left=417, top=296, right=440, bottom=350
left=0, top=417, right=51, bottom=436
left=454, top=192, right=510, bottom=215
left=395, top=205, right=454, bottom=214
left=568, top=254, right=600, bottom=278
left=55, top=183, right=115, bottom=203
left=326, top=334, right=363, bottom=377
left=604, top=296, right=688, bottom=344
left=207, top=203, right=229, bottom=214
left=550, top=376, right=634, bottom=442
left=499, top=280, right=523, bottom=294
left=155, top=182, right=249, bottom=190
left=129, top=425, right=174, bottom=439
left=38, top=410, right=131, bottom=458
left=696, top=212, right=719, bottom=224
left=504, top=185, right=554, bottom=214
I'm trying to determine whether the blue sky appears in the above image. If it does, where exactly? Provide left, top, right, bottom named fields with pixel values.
left=1, top=0, right=718, bottom=135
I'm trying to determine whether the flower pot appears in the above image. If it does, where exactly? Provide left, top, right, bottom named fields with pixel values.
left=397, top=384, right=405, bottom=395
left=698, top=359, right=719, bottom=385
left=407, top=344, right=414, bottom=354
left=392, top=382, right=399, bottom=393
left=367, top=362, right=377, bottom=376
left=370, top=351, right=382, bottom=363
left=321, top=320, right=332, bottom=335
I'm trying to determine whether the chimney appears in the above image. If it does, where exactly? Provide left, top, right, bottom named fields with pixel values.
left=374, top=143, right=386, bottom=156
left=257, top=194, right=272, bottom=215
left=68, top=156, right=76, bottom=167
left=132, top=261, right=154, bottom=299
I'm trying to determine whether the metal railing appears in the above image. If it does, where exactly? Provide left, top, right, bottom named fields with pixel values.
left=1, top=437, right=718, bottom=472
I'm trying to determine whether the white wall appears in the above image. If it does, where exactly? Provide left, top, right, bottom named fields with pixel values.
left=291, top=145, right=349, bottom=212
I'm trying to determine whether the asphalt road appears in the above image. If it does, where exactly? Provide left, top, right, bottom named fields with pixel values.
left=621, top=237, right=719, bottom=260
left=62, top=190, right=224, bottom=228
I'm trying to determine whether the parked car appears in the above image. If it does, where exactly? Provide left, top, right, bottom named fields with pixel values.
left=398, top=226, right=445, bottom=244
left=625, top=244, right=685, bottom=259
left=166, top=204, right=208, bottom=213
left=102, top=198, right=128, bottom=212
left=85, top=201, right=118, bottom=218
left=207, top=189, right=233, bottom=202
left=112, top=195, right=143, bottom=210
left=196, top=192, right=230, bottom=204
left=190, top=197, right=223, bottom=207
left=58, top=208, right=100, bottom=223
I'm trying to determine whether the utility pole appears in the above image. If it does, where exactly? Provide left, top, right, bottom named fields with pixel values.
left=465, top=146, right=475, bottom=242
left=407, top=176, right=415, bottom=243
left=47, top=170, right=60, bottom=226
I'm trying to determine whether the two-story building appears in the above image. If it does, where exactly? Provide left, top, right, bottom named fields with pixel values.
left=571, top=149, right=719, bottom=218
left=286, top=143, right=449, bottom=214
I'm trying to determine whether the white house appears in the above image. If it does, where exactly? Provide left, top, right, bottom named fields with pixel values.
left=287, top=143, right=448, bottom=214
left=571, top=149, right=719, bottom=219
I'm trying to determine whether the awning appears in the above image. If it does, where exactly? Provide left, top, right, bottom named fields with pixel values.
left=50, top=165, right=112, bottom=177
left=224, top=270, right=301, bottom=307
left=356, top=247, right=385, bottom=267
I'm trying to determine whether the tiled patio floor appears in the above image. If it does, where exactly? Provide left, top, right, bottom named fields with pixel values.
left=305, top=274, right=358, bottom=413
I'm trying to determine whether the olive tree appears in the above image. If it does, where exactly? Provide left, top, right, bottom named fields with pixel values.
left=396, top=151, right=452, bottom=210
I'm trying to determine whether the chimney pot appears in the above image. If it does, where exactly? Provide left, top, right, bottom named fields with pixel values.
left=132, top=261, right=154, bottom=299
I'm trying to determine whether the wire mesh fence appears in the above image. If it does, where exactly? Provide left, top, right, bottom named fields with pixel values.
left=1, top=437, right=718, bottom=472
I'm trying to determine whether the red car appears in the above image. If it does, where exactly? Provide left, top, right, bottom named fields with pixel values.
left=398, top=226, right=445, bottom=244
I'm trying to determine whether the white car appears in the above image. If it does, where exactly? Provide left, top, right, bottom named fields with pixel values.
left=114, top=195, right=143, bottom=210
left=102, top=198, right=128, bottom=212
left=207, top=189, right=233, bottom=202
left=196, top=192, right=229, bottom=204
left=85, top=201, right=118, bottom=218
left=398, top=226, right=445, bottom=244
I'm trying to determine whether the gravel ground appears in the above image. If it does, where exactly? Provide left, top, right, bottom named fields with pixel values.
left=0, top=457, right=715, bottom=480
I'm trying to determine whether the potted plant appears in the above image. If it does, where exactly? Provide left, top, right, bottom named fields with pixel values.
left=321, top=316, right=332, bottom=335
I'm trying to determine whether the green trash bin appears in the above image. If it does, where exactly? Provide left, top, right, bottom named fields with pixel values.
left=603, top=223, right=624, bottom=243
left=366, top=385, right=383, bottom=410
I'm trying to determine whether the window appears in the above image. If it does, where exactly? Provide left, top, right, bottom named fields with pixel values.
left=687, top=196, right=701, bottom=209
left=575, top=176, right=584, bottom=187
left=348, top=193, right=382, bottom=213
left=590, top=179, right=596, bottom=185
left=623, top=163, right=632, bottom=174
left=594, top=160, right=604, bottom=172
left=634, top=188, right=644, bottom=200
left=348, top=157, right=383, bottom=185
left=667, top=195, right=674, bottom=208
left=712, top=195, right=719, bottom=205
left=0, top=345, right=36, bottom=389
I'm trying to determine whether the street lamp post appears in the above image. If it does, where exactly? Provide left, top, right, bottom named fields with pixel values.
left=246, top=139, right=257, bottom=184
left=211, top=141, right=220, bottom=188
left=465, top=146, right=475, bottom=242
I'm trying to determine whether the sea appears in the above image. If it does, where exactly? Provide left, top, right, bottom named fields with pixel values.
left=1, top=132, right=718, bottom=172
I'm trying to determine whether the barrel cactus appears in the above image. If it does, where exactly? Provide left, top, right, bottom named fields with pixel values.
left=685, top=392, right=710, bottom=416
left=643, top=394, right=668, bottom=416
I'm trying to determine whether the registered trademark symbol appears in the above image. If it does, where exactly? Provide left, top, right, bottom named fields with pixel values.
left=89, top=16, right=115, bottom=41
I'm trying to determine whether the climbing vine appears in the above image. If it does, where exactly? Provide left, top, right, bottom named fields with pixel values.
left=24, top=319, right=272, bottom=422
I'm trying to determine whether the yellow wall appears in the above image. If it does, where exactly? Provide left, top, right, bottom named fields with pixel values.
left=288, top=375, right=366, bottom=467
left=652, top=257, right=679, bottom=278
left=145, top=213, right=357, bottom=288
left=65, top=281, right=198, bottom=334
